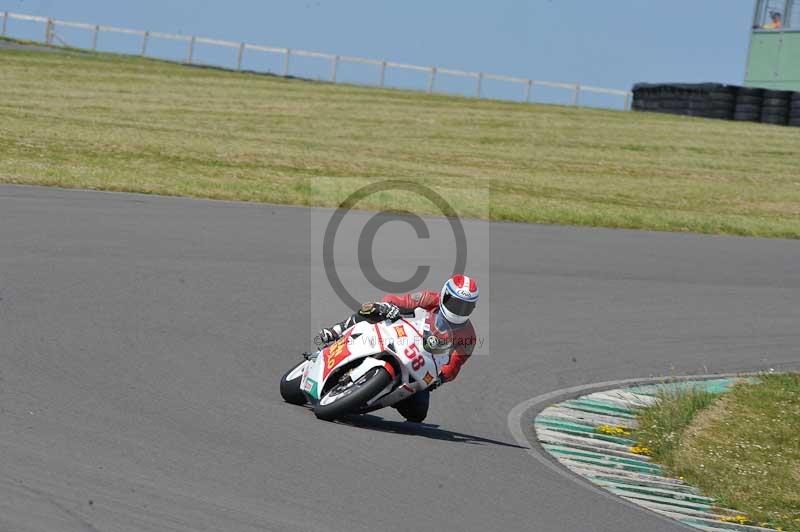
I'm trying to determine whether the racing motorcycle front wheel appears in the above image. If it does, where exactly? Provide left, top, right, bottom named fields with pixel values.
left=280, top=361, right=308, bottom=405
left=314, top=366, right=392, bottom=421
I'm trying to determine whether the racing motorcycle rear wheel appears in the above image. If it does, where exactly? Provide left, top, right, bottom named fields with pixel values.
left=314, top=367, right=392, bottom=421
left=280, top=361, right=308, bottom=405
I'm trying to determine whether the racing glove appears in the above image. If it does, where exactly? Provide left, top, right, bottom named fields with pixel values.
left=359, top=301, right=400, bottom=320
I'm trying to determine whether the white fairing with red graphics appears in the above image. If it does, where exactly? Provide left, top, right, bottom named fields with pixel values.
left=298, top=308, right=440, bottom=411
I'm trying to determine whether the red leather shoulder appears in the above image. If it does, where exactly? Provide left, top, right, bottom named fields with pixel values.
left=383, top=290, right=439, bottom=311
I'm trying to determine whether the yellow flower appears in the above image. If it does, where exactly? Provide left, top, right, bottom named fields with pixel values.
left=630, top=445, right=653, bottom=456
left=720, top=515, right=750, bottom=525
left=596, top=424, right=632, bottom=437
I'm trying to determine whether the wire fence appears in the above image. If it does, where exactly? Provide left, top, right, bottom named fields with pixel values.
left=1, top=11, right=633, bottom=110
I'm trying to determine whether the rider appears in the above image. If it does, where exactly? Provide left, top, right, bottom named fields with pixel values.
left=316, top=274, right=479, bottom=423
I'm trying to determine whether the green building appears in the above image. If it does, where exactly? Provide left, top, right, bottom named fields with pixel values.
left=746, top=0, right=800, bottom=89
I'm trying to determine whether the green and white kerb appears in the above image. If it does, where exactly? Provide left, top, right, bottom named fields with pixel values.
left=534, top=379, right=778, bottom=532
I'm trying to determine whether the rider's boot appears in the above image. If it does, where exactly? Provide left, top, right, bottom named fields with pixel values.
left=317, top=303, right=387, bottom=345
left=317, top=315, right=358, bottom=345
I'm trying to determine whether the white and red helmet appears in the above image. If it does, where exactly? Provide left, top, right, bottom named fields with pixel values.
left=439, top=274, right=479, bottom=325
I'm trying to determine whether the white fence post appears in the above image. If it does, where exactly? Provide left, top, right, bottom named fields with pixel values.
left=330, top=55, right=339, bottom=82
left=1, top=11, right=8, bottom=36
left=140, top=31, right=149, bottom=56
left=236, top=42, right=245, bottom=71
left=379, top=60, right=386, bottom=87
left=525, top=80, right=533, bottom=102
left=187, top=35, right=196, bottom=63
left=572, top=84, right=581, bottom=106
left=624, top=92, right=632, bottom=111
left=45, top=18, right=53, bottom=45
left=427, top=67, right=436, bottom=93
left=283, top=48, right=291, bottom=76
left=476, top=73, right=483, bottom=97
left=92, top=24, right=99, bottom=50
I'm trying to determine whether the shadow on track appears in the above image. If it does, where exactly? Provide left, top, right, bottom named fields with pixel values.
left=338, top=414, right=527, bottom=449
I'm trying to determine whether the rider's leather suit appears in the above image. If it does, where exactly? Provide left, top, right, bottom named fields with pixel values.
left=381, top=290, right=477, bottom=383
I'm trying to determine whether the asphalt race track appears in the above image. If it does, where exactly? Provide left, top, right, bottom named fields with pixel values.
left=1, top=184, right=798, bottom=532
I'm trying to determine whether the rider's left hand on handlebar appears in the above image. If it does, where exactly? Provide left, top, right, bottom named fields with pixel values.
left=364, top=301, right=400, bottom=320
left=379, top=302, right=401, bottom=319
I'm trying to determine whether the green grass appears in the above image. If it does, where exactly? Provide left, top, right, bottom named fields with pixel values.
left=2, top=43, right=800, bottom=237
left=634, top=385, right=720, bottom=467
left=636, top=375, right=800, bottom=531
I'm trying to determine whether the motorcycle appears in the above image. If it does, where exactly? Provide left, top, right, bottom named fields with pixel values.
left=280, top=308, right=445, bottom=421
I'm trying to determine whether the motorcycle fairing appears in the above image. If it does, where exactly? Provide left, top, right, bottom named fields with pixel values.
left=300, top=308, right=439, bottom=406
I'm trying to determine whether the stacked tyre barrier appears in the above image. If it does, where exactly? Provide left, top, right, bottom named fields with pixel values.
left=632, top=83, right=800, bottom=127
left=733, top=87, right=763, bottom=122
left=789, top=92, right=800, bottom=127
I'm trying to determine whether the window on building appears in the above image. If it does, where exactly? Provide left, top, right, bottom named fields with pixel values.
left=787, top=0, right=800, bottom=28
left=754, top=0, right=787, bottom=30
